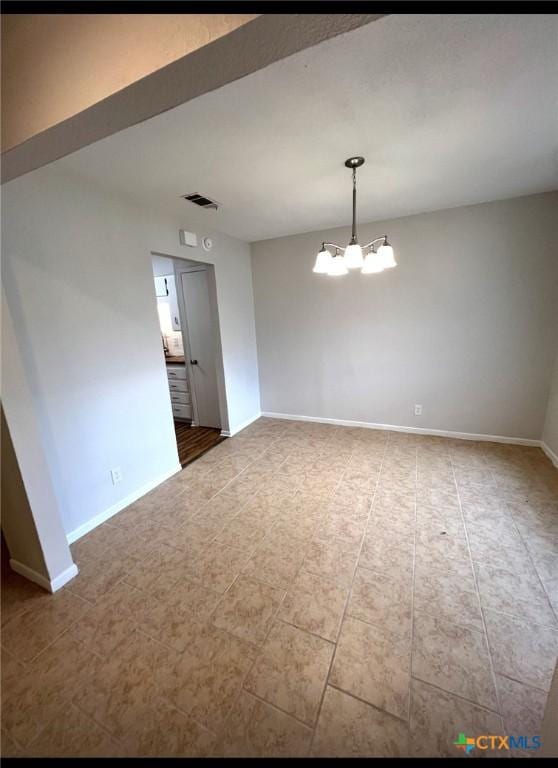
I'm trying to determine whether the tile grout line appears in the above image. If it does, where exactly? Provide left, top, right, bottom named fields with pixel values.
left=307, top=434, right=390, bottom=755
left=503, top=498, right=558, bottom=627
left=407, top=439, right=419, bottom=732
left=70, top=696, right=129, bottom=750
left=449, top=444, right=504, bottom=720
left=237, top=687, right=316, bottom=732
left=409, top=674, right=504, bottom=718
left=5, top=600, right=91, bottom=668
left=327, top=681, right=410, bottom=725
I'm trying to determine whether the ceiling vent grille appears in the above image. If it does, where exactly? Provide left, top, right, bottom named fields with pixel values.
left=182, top=193, right=219, bottom=211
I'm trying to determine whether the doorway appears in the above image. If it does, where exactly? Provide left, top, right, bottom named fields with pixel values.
left=151, top=254, right=227, bottom=467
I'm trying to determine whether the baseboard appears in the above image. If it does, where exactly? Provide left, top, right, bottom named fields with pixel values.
left=541, top=441, right=558, bottom=468
left=10, top=559, right=79, bottom=593
left=261, top=411, right=542, bottom=447
left=50, top=563, right=80, bottom=591
left=225, top=411, right=262, bottom=438
left=66, top=463, right=181, bottom=544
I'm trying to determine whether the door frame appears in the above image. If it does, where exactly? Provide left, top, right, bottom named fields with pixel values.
left=150, top=251, right=229, bottom=436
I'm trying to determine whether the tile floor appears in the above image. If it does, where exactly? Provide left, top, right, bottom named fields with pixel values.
left=2, top=417, right=558, bottom=757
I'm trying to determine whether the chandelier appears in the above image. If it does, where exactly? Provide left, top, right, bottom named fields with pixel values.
left=313, top=157, right=396, bottom=276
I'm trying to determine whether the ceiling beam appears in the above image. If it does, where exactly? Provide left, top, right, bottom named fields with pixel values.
left=1, top=13, right=384, bottom=184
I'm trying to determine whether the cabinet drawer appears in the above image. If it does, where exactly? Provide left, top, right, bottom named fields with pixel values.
left=166, top=364, right=187, bottom=380
left=168, top=379, right=188, bottom=394
left=170, top=391, right=191, bottom=405
left=172, top=403, right=192, bottom=421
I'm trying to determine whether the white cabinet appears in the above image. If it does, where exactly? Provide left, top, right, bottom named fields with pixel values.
left=154, top=274, right=181, bottom=331
left=166, top=365, right=187, bottom=381
left=166, top=364, right=192, bottom=421
left=172, top=403, right=193, bottom=420
left=168, top=379, right=188, bottom=394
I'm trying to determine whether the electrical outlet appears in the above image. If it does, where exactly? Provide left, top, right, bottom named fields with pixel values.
left=414, top=404, right=423, bottom=416
left=111, top=467, right=123, bottom=485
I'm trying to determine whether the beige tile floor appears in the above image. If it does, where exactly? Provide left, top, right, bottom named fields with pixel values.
left=2, top=417, right=558, bottom=757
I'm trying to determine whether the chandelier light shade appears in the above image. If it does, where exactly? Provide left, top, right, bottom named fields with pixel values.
left=327, top=250, right=348, bottom=276
left=313, top=246, right=332, bottom=274
left=378, top=241, right=396, bottom=269
left=312, top=156, right=396, bottom=276
left=361, top=248, right=384, bottom=274
left=344, top=241, right=364, bottom=269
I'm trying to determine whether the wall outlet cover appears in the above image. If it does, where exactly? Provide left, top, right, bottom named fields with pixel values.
left=414, top=404, right=423, bottom=416
left=110, top=467, right=123, bottom=485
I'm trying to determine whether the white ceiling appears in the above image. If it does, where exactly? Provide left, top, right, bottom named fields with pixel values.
left=58, top=14, right=558, bottom=243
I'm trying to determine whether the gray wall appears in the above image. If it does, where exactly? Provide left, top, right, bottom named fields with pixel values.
left=543, top=349, right=558, bottom=459
left=252, top=193, right=558, bottom=440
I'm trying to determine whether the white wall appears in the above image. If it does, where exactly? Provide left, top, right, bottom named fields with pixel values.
left=252, top=193, right=558, bottom=441
left=543, top=349, right=558, bottom=462
left=2, top=284, right=76, bottom=585
left=2, top=164, right=260, bottom=539
left=151, top=254, right=174, bottom=278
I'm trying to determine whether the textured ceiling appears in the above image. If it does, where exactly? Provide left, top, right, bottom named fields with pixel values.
left=58, top=14, right=558, bottom=242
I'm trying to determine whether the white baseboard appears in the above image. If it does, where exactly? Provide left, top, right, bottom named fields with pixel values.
left=225, top=411, right=262, bottom=438
left=50, top=563, right=80, bottom=591
left=261, top=411, right=542, bottom=447
left=66, top=463, right=181, bottom=544
left=541, top=441, right=558, bottom=468
left=10, top=559, right=79, bottom=593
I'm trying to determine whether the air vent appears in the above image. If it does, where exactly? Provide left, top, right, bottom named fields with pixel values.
left=182, top=193, right=219, bottom=211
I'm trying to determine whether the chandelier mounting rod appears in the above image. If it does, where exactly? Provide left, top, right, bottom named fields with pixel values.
left=351, top=167, right=357, bottom=242
left=345, top=156, right=364, bottom=244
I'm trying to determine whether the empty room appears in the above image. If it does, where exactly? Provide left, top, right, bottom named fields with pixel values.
left=1, top=9, right=558, bottom=760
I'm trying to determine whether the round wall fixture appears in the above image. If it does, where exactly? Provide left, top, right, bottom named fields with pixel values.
left=202, top=236, right=213, bottom=252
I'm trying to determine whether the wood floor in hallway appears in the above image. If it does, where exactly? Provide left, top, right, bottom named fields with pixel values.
left=173, top=421, right=225, bottom=467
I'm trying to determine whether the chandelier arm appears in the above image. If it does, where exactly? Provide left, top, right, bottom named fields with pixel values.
left=323, top=242, right=346, bottom=252
left=362, top=235, right=388, bottom=250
